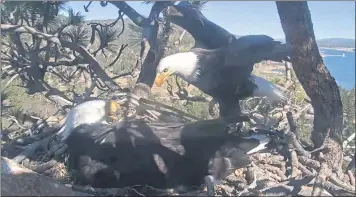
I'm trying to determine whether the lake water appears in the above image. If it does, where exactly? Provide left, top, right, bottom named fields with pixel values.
left=321, top=48, right=355, bottom=90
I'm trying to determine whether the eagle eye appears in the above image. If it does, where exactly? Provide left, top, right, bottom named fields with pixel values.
left=163, top=68, right=168, bottom=73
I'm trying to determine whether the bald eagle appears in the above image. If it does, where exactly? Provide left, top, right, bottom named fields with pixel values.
left=65, top=119, right=284, bottom=190
left=154, top=35, right=292, bottom=122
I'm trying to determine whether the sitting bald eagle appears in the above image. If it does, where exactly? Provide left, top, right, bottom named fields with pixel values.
left=154, top=35, right=292, bottom=122
left=64, top=119, right=284, bottom=190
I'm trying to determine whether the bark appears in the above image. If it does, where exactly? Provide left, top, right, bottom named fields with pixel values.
left=276, top=2, right=343, bottom=148
left=133, top=2, right=172, bottom=91
left=1, top=157, right=89, bottom=196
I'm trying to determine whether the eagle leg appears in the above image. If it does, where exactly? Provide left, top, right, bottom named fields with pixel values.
left=204, top=175, right=216, bottom=196
left=218, top=99, right=250, bottom=125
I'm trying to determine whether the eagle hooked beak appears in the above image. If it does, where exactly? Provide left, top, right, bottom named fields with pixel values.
left=154, top=69, right=173, bottom=87
left=108, top=100, right=121, bottom=121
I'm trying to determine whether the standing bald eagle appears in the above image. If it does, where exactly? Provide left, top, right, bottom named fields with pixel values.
left=154, top=35, right=292, bottom=122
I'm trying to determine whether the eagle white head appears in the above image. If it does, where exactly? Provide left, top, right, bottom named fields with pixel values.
left=155, top=52, right=200, bottom=86
left=56, top=99, right=121, bottom=141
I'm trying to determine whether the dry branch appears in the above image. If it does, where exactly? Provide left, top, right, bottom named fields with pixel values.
left=298, top=156, right=321, bottom=169
left=311, top=155, right=332, bottom=196
left=0, top=24, right=121, bottom=92
left=106, top=44, right=128, bottom=68
left=108, top=1, right=147, bottom=27
left=343, top=132, right=356, bottom=149
left=1, top=157, right=89, bottom=196
left=258, top=164, right=287, bottom=181
left=290, top=150, right=300, bottom=177
left=329, top=174, right=356, bottom=193
left=32, top=159, right=59, bottom=174
left=166, top=78, right=211, bottom=103
left=347, top=170, right=355, bottom=186
left=12, top=135, right=52, bottom=164
left=15, top=126, right=58, bottom=146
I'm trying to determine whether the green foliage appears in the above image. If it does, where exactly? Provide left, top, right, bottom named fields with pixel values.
left=268, top=77, right=282, bottom=85
left=296, top=86, right=355, bottom=144
left=293, top=83, right=308, bottom=105
left=339, top=86, right=355, bottom=137
left=66, top=7, right=85, bottom=26
left=62, top=25, right=90, bottom=47
left=1, top=1, right=67, bottom=29
left=96, top=26, right=121, bottom=52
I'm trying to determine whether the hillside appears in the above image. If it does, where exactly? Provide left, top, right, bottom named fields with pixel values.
left=236, top=35, right=355, bottom=49
left=317, top=38, right=355, bottom=48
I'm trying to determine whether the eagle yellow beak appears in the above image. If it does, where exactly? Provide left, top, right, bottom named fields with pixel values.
left=108, top=100, right=120, bottom=121
left=154, top=70, right=172, bottom=87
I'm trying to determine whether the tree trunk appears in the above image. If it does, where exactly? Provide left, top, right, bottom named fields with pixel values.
left=276, top=1, right=344, bottom=173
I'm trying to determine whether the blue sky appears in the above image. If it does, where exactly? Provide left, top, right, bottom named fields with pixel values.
left=63, top=1, right=355, bottom=39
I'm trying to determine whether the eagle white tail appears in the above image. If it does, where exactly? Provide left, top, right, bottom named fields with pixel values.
left=55, top=99, right=110, bottom=141
left=252, top=75, right=287, bottom=103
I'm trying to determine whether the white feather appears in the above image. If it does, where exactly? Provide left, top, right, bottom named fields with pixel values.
left=157, top=52, right=200, bottom=82
left=241, top=134, right=271, bottom=155
left=56, top=100, right=108, bottom=141
left=252, top=75, right=287, bottom=103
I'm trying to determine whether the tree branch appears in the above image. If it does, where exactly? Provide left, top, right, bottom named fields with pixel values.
left=108, top=1, right=146, bottom=27
left=1, top=24, right=121, bottom=92
left=106, top=44, right=128, bottom=68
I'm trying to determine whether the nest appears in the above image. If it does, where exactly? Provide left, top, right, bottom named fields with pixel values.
left=1, top=95, right=355, bottom=197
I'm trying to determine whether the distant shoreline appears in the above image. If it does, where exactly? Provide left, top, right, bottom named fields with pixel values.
left=319, top=47, right=355, bottom=52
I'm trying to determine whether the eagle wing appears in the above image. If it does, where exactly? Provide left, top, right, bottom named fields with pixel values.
left=224, top=35, right=293, bottom=67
